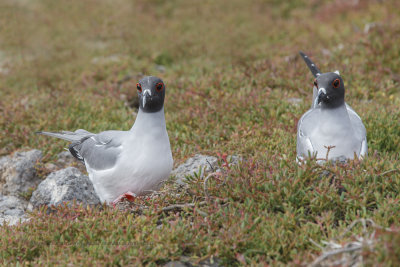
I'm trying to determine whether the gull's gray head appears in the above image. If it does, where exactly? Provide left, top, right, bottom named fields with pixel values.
left=136, top=76, right=166, bottom=113
left=314, top=72, right=345, bottom=108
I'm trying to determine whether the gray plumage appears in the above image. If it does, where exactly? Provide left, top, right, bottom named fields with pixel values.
left=37, top=130, right=123, bottom=170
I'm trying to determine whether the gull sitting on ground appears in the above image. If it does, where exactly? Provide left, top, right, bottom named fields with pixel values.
left=38, top=76, right=173, bottom=205
left=296, top=52, right=367, bottom=163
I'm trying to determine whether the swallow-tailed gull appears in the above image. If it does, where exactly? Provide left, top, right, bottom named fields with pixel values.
left=296, top=52, right=367, bottom=162
left=38, top=76, right=173, bottom=204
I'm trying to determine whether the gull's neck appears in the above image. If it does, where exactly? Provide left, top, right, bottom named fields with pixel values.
left=319, top=103, right=351, bottom=123
left=320, top=98, right=345, bottom=109
left=130, top=107, right=166, bottom=132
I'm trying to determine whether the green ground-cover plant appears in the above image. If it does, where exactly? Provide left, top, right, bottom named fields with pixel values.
left=0, top=0, right=399, bottom=265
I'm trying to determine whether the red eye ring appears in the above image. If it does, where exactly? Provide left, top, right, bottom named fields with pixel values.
left=155, top=82, right=164, bottom=92
left=136, top=83, right=142, bottom=92
left=313, top=79, right=318, bottom=88
left=332, top=79, right=340, bottom=88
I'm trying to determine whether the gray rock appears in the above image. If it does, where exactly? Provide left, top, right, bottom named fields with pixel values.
left=228, top=155, right=243, bottom=166
left=0, top=149, right=42, bottom=197
left=164, top=261, right=187, bottom=267
left=57, top=151, right=76, bottom=166
left=43, top=151, right=81, bottom=173
left=172, top=154, right=242, bottom=184
left=0, top=215, right=29, bottom=226
left=44, top=162, right=58, bottom=172
left=172, top=154, right=218, bottom=184
left=29, top=167, right=100, bottom=210
left=197, top=257, right=221, bottom=267
left=0, top=194, right=29, bottom=226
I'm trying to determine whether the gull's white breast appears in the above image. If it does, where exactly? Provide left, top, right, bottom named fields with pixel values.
left=86, top=109, right=173, bottom=203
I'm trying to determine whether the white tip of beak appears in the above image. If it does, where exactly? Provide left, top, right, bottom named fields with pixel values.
left=318, top=87, right=327, bottom=95
left=334, top=70, right=340, bottom=75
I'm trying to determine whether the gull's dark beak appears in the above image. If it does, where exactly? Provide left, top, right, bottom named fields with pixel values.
left=317, top=88, right=327, bottom=104
left=142, top=89, right=152, bottom=108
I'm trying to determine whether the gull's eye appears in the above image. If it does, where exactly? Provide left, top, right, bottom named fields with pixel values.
left=332, top=79, right=340, bottom=88
left=155, top=82, right=164, bottom=92
left=136, top=83, right=142, bottom=92
left=313, top=79, right=318, bottom=88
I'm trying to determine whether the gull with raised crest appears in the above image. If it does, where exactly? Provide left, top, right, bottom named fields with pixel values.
left=296, top=52, right=367, bottom=163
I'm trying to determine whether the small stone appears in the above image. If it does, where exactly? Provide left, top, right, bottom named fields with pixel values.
left=172, top=154, right=242, bottom=185
left=0, top=194, right=29, bottom=226
left=198, top=257, right=222, bottom=267
left=0, top=149, right=42, bottom=196
left=172, top=154, right=218, bottom=184
left=164, top=261, right=187, bottom=267
left=28, top=167, right=100, bottom=210
left=228, top=155, right=243, bottom=167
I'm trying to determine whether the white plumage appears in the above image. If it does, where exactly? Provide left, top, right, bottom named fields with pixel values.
left=85, top=108, right=173, bottom=203
left=38, top=76, right=173, bottom=204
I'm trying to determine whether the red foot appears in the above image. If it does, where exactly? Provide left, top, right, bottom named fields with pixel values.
left=112, top=191, right=137, bottom=208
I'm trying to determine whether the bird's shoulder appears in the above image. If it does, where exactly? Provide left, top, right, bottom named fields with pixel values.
left=79, top=130, right=129, bottom=171
left=90, top=130, right=128, bottom=146
left=346, top=105, right=367, bottom=138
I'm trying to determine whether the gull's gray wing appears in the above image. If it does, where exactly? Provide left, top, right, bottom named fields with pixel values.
left=70, top=130, right=126, bottom=171
left=296, top=109, right=315, bottom=159
left=347, top=106, right=368, bottom=157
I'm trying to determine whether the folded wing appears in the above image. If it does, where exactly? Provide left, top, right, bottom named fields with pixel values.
left=70, top=131, right=125, bottom=171
left=38, top=129, right=125, bottom=171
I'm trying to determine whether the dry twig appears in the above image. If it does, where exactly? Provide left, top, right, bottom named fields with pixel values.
left=378, top=169, right=400, bottom=177
left=162, top=201, right=208, bottom=217
left=310, top=219, right=396, bottom=267
left=203, top=172, right=222, bottom=199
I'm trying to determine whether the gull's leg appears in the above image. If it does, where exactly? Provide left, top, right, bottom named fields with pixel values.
left=111, top=191, right=137, bottom=207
